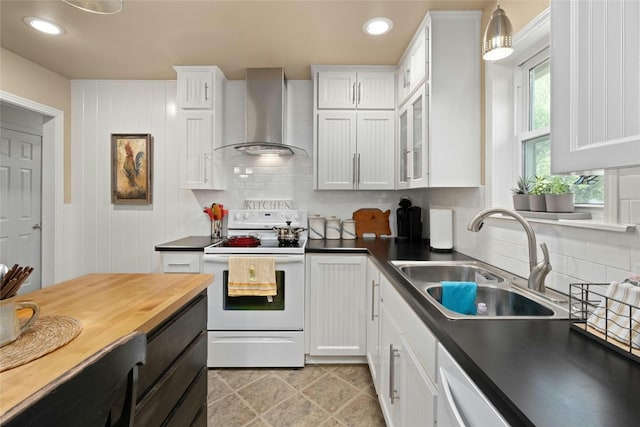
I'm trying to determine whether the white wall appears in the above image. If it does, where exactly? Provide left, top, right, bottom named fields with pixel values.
left=68, top=79, right=637, bottom=287
left=67, top=79, right=420, bottom=278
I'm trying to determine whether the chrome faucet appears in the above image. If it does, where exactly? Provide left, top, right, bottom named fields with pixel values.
left=467, top=208, right=551, bottom=293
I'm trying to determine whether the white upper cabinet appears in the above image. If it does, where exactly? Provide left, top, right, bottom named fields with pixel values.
left=313, top=66, right=396, bottom=190
left=427, top=11, right=481, bottom=187
left=317, top=69, right=395, bottom=110
left=397, top=26, right=427, bottom=107
left=174, top=66, right=227, bottom=189
left=316, top=110, right=394, bottom=190
left=396, top=11, right=481, bottom=189
left=551, top=0, right=640, bottom=172
left=397, top=85, right=428, bottom=189
left=175, top=68, right=215, bottom=109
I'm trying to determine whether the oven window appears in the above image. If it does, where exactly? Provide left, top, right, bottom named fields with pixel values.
left=222, top=271, right=285, bottom=310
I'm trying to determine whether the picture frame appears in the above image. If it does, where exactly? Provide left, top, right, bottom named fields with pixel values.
left=111, top=133, right=153, bottom=205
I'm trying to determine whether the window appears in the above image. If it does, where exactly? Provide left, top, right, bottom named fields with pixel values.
left=518, top=52, right=604, bottom=205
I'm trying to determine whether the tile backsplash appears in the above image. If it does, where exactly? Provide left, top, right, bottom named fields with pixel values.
left=429, top=179, right=640, bottom=295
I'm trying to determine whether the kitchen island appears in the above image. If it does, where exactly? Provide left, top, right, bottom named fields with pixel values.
left=0, top=273, right=213, bottom=425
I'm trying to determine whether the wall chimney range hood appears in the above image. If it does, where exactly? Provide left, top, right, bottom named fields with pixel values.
left=215, top=68, right=308, bottom=157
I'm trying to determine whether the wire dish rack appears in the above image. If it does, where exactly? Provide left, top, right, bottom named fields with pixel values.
left=569, top=281, right=640, bottom=363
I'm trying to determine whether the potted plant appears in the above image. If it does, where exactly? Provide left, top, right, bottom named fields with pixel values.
left=545, top=177, right=575, bottom=212
left=529, top=176, right=549, bottom=212
left=511, top=176, right=532, bottom=211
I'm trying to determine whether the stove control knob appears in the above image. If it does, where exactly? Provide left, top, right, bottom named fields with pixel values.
left=243, top=212, right=251, bottom=219
left=234, top=213, right=241, bottom=220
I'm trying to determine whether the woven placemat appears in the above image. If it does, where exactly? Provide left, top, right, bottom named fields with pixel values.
left=0, top=315, right=83, bottom=372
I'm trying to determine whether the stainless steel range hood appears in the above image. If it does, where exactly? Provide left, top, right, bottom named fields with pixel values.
left=216, top=68, right=308, bottom=157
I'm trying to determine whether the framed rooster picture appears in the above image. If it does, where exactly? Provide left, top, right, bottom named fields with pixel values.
left=111, top=133, right=153, bottom=204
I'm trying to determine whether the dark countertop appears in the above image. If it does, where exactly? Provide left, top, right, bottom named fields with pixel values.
left=307, top=238, right=640, bottom=427
left=155, top=236, right=221, bottom=252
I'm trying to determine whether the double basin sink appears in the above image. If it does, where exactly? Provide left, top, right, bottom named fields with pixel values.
left=389, top=260, right=569, bottom=320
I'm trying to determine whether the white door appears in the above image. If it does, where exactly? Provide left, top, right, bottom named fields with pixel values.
left=0, top=127, right=42, bottom=293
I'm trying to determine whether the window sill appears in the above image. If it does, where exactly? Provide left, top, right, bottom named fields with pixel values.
left=489, top=213, right=636, bottom=233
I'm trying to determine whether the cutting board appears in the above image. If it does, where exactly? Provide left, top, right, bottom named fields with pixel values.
left=352, top=208, right=391, bottom=237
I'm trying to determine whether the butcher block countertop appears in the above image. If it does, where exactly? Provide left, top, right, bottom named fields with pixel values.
left=0, top=273, right=213, bottom=416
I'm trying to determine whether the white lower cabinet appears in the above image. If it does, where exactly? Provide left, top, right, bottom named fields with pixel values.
left=307, top=254, right=367, bottom=356
left=366, top=258, right=381, bottom=393
left=437, top=343, right=509, bottom=427
left=378, top=274, right=437, bottom=427
left=161, top=252, right=202, bottom=273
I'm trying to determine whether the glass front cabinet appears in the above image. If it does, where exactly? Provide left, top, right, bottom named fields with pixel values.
left=397, top=84, right=428, bottom=189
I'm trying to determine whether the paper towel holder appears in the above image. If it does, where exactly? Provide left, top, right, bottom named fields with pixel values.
left=429, top=208, right=453, bottom=252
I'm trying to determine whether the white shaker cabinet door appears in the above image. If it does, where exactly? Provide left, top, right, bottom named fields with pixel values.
left=317, top=111, right=358, bottom=189
left=551, top=0, right=640, bottom=172
left=356, top=71, right=396, bottom=110
left=308, top=255, right=367, bottom=356
left=175, top=68, right=214, bottom=109
left=366, top=258, right=382, bottom=393
left=357, top=111, right=395, bottom=190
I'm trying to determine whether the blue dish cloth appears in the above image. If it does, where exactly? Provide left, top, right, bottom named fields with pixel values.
left=441, top=281, right=478, bottom=315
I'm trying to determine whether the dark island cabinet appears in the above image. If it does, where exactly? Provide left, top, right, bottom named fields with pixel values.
left=135, top=291, right=207, bottom=426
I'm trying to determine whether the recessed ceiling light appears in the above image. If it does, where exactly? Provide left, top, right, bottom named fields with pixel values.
left=24, top=17, right=66, bottom=35
left=363, top=17, right=394, bottom=35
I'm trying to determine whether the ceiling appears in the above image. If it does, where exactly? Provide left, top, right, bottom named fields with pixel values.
left=0, top=0, right=495, bottom=80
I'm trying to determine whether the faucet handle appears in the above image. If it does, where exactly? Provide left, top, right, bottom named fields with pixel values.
left=540, top=243, right=549, bottom=263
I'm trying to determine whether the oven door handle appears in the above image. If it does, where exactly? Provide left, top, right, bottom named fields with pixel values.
left=203, top=254, right=305, bottom=264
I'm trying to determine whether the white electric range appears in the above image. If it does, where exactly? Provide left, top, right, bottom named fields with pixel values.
left=203, top=210, right=307, bottom=367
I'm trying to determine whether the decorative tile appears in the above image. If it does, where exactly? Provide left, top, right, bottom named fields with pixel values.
left=320, top=417, right=345, bottom=426
left=334, top=394, right=386, bottom=427
left=274, top=365, right=328, bottom=390
left=207, top=370, right=234, bottom=402
left=245, top=418, right=270, bottom=427
left=262, top=394, right=328, bottom=427
left=214, top=368, right=271, bottom=390
left=207, top=393, right=257, bottom=427
left=332, top=365, right=374, bottom=392
left=237, top=375, right=295, bottom=414
left=302, top=373, right=360, bottom=413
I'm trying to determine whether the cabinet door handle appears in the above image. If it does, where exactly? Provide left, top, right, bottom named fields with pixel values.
left=405, top=68, right=411, bottom=88
left=439, top=367, right=466, bottom=427
left=371, top=280, right=379, bottom=321
left=352, top=154, right=357, bottom=187
left=357, top=154, right=361, bottom=185
left=203, top=153, right=208, bottom=183
left=357, top=82, right=362, bottom=105
left=389, top=344, right=400, bottom=404
left=352, top=83, right=356, bottom=104
left=204, top=82, right=209, bottom=101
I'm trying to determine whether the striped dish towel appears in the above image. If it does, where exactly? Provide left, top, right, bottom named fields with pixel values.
left=227, top=257, right=277, bottom=297
left=587, top=281, right=640, bottom=349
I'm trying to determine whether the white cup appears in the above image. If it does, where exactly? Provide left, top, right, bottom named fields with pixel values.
left=0, top=298, right=39, bottom=347
left=308, top=215, right=326, bottom=239
left=341, top=219, right=356, bottom=239
left=325, top=216, right=341, bottom=240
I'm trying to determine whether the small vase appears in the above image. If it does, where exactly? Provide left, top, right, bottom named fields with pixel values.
left=545, top=193, right=575, bottom=213
left=211, top=220, right=222, bottom=239
left=529, top=195, right=547, bottom=212
left=512, top=194, right=530, bottom=211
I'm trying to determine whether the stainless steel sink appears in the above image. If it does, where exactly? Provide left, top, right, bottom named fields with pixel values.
left=389, top=260, right=569, bottom=320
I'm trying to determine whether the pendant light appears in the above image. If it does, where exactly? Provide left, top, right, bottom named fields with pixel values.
left=482, top=1, right=513, bottom=61
left=62, top=0, right=123, bottom=14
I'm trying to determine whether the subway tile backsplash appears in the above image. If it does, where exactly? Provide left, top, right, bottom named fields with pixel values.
left=431, top=176, right=640, bottom=293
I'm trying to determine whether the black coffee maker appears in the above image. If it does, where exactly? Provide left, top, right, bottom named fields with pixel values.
left=396, top=197, right=422, bottom=242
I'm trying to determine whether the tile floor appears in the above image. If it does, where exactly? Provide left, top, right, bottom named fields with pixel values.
left=207, top=364, right=386, bottom=427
